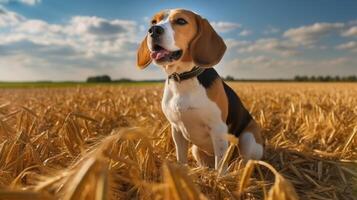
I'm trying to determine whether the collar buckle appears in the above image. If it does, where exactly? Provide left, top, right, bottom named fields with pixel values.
left=168, top=66, right=205, bottom=83
left=172, top=72, right=181, bottom=83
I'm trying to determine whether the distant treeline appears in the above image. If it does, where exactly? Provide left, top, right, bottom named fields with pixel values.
left=86, top=75, right=112, bottom=83
left=86, top=75, right=163, bottom=83
left=293, top=75, right=357, bottom=82
left=225, top=75, right=357, bottom=82
left=86, top=75, right=357, bottom=83
left=86, top=75, right=138, bottom=83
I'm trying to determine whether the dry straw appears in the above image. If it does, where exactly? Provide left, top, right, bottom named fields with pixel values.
left=0, top=83, right=356, bottom=199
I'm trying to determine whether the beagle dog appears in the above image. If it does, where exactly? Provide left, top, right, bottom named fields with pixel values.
left=137, top=9, right=264, bottom=170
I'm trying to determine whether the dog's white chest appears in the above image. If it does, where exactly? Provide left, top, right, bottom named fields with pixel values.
left=162, top=79, right=227, bottom=154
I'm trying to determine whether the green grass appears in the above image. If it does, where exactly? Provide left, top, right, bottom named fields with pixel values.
left=0, top=81, right=162, bottom=88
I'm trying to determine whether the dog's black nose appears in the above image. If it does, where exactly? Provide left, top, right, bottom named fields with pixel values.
left=148, top=25, right=164, bottom=38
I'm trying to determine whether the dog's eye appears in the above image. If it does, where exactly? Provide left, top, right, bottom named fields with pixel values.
left=175, top=18, right=187, bottom=25
left=151, top=20, right=157, bottom=25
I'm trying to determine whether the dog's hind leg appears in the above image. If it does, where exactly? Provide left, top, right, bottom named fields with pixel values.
left=239, top=120, right=264, bottom=161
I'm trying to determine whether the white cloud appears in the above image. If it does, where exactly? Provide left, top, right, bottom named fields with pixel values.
left=229, top=56, right=304, bottom=69
left=68, top=16, right=137, bottom=36
left=0, top=0, right=40, bottom=5
left=0, top=6, right=24, bottom=27
left=15, top=19, right=61, bottom=34
left=239, top=29, right=252, bottom=36
left=230, top=56, right=273, bottom=67
left=341, top=26, right=357, bottom=37
left=221, top=55, right=357, bottom=79
left=283, top=22, right=344, bottom=45
left=263, top=26, right=280, bottom=35
left=0, top=13, right=140, bottom=54
left=336, top=41, right=357, bottom=52
left=321, top=57, right=355, bottom=66
left=225, top=39, right=250, bottom=49
left=0, top=7, right=149, bottom=81
left=20, top=0, right=40, bottom=5
left=211, top=21, right=241, bottom=33
left=234, top=38, right=299, bottom=56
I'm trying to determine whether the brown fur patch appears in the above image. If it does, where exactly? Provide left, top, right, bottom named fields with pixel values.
left=151, top=11, right=167, bottom=24
left=169, top=10, right=198, bottom=63
left=189, top=15, right=226, bottom=68
left=137, top=36, right=151, bottom=68
left=205, top=79, right=228, bottom=122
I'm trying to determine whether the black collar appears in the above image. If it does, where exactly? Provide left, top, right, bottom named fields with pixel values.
left=168, top=67, right=205, bottom=82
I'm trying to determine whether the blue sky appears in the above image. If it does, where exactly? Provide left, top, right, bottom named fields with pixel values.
left=0, top=0, right=356, bottom=81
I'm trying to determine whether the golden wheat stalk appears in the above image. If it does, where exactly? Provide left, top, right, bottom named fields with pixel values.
left=0, top=83, right=355, bottom=200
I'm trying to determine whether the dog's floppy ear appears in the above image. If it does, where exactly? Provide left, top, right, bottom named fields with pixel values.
left=189, top=15, right=227, bottom=68
left=137, top=35, right=152, bottom=69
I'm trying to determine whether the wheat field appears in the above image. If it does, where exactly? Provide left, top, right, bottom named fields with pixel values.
left=0, top=82, right=356, bottom=200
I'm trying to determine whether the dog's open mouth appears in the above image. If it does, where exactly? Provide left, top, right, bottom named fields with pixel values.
left=150, top=45, right=182, bottom=62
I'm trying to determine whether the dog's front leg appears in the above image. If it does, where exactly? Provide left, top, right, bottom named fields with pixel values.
left=171, top=125, right=188, bottom=164
left=211, top=124, right=229, bottom=170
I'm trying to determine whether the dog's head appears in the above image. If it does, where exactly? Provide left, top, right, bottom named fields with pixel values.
left=137, top=9, right=226, bottom=71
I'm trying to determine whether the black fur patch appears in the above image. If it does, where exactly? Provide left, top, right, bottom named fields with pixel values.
left=223, top=82, right=252, bottom=137
left=197, top=68, right=219, bottom=88
left=196, top=68, right=252, bottom=137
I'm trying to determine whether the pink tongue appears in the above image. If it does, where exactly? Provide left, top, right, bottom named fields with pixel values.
left=151, top=50, right=170, bottom=60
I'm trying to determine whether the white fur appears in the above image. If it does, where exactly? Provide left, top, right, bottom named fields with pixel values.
left=162, top=78, right=229, bottom=169
left=239, top=132, right=263, bottom=160
left=147, top=9, right=180, bottom=52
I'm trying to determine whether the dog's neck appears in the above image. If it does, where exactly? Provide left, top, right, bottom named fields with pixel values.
left=162, top=61, right=196, bottom=75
